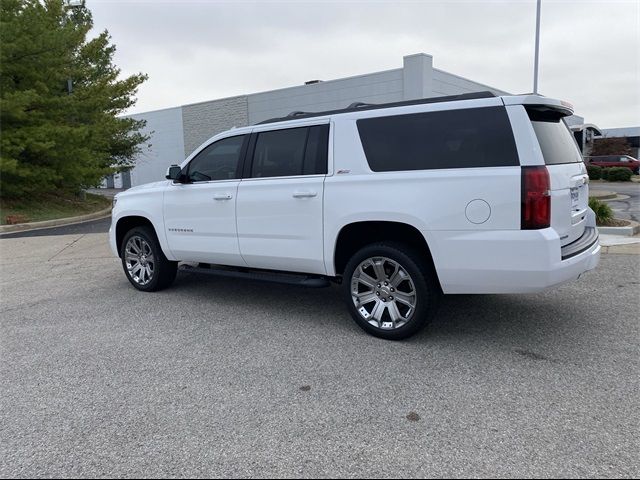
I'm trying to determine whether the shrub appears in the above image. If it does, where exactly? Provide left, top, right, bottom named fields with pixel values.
left=589, top=197, right=613, bottom=225
left=587, top=165, right=602, bottom=180
left=601, top=168, right=609, bottom=180
left=605, top=167, right=633, bottom=182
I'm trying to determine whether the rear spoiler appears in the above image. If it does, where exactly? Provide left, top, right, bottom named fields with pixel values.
left=502, top=94, right=574, bottom=117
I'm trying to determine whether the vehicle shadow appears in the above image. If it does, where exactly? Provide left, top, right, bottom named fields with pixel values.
left=420, top=293, right=577, bottom=344
left=170, top=270, right=589, bottom=353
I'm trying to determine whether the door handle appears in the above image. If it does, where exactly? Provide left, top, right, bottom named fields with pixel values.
left=213, top=193, right=233, bottom=200
left=292, top=191, right=317, bottom=198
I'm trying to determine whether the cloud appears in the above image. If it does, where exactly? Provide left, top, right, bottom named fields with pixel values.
left=89, top=0, right=640, bottom=128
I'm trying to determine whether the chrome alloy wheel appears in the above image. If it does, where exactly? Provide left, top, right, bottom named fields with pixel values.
left=350, top=256, right=417, bottom=330
left=124, top=236, right=155, bottom=286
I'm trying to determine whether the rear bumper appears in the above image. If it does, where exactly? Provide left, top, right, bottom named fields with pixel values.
left=561, top=227, right=598, bottom=260
left=426, top=222, right=600, bottom=294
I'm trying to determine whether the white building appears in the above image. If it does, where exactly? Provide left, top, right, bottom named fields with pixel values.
left=107, top=53, right=517, bottom=188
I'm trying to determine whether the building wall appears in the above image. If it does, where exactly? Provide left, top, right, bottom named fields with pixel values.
left=601, top=126, right=640, bottom=137
left=432, top=68, right=509, bottom=97
left=182, top=95, right=249, bottom=157
left=247, top=69, right=404, bottom=124
left=127, top=106, right=186, bottom=187
left=564, top=115, right=585, bottom=127
left=121, top=53, right=512, bottom=187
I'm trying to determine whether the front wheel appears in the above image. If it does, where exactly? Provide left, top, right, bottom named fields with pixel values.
left=342, top=242, right=441, bottom=340
left=121, top=226, right=177, bottom=292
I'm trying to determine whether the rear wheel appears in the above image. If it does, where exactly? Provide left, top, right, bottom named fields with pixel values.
left=342, top=242, right=441, bottom=340
left=121, top=226, right=177, bottom=292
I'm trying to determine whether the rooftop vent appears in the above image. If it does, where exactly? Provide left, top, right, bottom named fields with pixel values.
left=304, top=80, right=322, bottom=85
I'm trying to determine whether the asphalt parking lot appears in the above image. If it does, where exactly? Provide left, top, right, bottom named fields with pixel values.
left=590, top=181, right=640, bottom=222
left=1, top=232, right=639, bottom=478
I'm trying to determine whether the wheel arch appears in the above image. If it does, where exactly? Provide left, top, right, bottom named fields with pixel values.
left=332, top=220, right=441, bottom=289
left=115, top=215, right=157, bottom=257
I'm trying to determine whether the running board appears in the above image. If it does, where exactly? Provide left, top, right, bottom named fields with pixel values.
left=179, top=264, right=331, bottom=288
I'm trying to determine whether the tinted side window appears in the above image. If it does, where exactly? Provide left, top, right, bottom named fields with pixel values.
left=357, top=106, right=519, bottom=172
left=188, top=135, right=246, bottom=182
left=303, top=125, right=329, bottom=175
left=251, top=125, right=329, bottom=178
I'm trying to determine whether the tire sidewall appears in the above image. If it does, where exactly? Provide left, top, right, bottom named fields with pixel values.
left=342, top=243, right=436, bottom=340
left=121, top=227, right=165, bottom=292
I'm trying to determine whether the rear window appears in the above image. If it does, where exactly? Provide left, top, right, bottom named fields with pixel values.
left=528, top=111, right=583, bottom=165
left=356, top=106, right=519, bottom=172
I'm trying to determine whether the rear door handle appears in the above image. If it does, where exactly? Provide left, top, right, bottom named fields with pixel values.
left=213, top=193, right=233, bottom=200
left=292, top=191, right=317, bottom=198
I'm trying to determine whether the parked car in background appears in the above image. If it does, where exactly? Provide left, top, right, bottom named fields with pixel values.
left=585, top=155, right=639, bottom=174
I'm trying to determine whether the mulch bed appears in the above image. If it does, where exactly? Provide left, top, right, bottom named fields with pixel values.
left=599, top=218, right=630, bottom=227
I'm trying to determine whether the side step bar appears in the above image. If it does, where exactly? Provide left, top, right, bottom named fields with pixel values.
left=179, top=264, right=331, bottom=288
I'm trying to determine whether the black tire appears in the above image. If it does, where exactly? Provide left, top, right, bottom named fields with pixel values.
left=342, top=242, right=441, bottom=340
left=120, top=226, right=177, bottom=292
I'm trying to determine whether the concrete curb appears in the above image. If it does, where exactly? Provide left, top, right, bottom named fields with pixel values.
left=589, top=190, right=617, bottom=200
left=601, top=244, right=640, bottom=255
left=597, top=233, right=640, bottom=255
left=0, top=207, right=112, bottom=235
left=597, top=220, right=640, bottom=237
left=601, top=194, right=631, bottom=202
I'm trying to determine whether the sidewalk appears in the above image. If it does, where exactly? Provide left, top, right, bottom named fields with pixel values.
left=599, top=234, right=640, bottom=254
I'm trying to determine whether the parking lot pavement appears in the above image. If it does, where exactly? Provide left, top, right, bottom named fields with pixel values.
left=1, top=233, right=639, bottom=478
left=590, top=182, right=640, bottom=222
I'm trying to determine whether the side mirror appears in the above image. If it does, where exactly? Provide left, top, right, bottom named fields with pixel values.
left=166, top=165, right=182, bottom=181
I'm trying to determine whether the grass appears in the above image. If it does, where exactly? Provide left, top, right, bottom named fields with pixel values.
left=0, top=192, right=111, bottom=225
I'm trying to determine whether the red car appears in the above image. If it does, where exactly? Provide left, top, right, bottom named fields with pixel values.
left=585, top=155, right=639, bottom=174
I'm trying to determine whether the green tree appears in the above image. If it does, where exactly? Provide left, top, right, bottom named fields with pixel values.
left=0, top=0, right=149, bottom=197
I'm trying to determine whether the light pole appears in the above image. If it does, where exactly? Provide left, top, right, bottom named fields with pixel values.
left=533, top=0, right=542, bottom=94
left=63, top=0, right=86, bottom=94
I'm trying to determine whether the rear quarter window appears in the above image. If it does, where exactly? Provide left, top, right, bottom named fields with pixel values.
left=356, top=106, right=519, bottom=172
left=527, top=109, right=583, bottom=165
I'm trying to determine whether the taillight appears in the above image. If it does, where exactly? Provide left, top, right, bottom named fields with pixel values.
left=521, top=166, right=550, bottom=229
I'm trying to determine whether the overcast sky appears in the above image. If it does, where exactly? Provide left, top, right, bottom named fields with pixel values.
left=89, top=0, right=639, bottom=128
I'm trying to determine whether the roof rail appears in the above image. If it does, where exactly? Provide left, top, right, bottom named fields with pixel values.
left=286, top=111, right=311, bottom=118
left=346, top=101, right=377, bottom=109
left=256, top=91, right=497, bottom=125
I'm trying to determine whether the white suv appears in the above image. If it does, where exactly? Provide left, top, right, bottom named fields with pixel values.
left=109, top=92, right=600, bottom=340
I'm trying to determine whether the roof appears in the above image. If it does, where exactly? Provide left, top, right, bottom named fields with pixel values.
left=599, top=126, right=640, bottom=138
left=569, top=123, right=603, bottom=136
left=255, top=91, right=574, bottom=126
